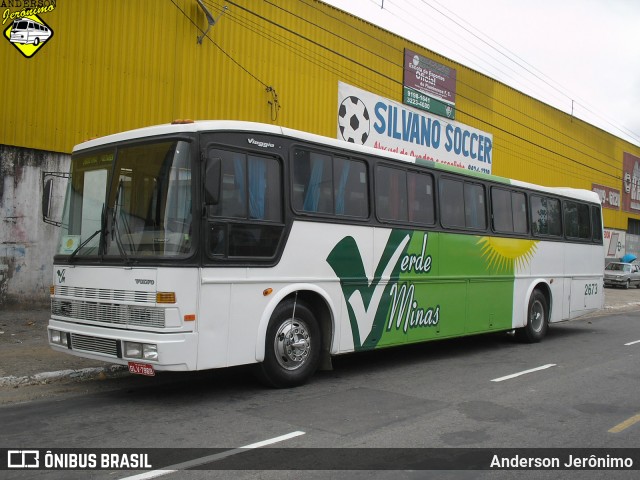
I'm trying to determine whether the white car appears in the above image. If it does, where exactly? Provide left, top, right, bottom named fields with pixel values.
left=604, top=262, right=640, bottom=289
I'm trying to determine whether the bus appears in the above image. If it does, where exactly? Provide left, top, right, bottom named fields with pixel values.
left=10, top=18, right=52, bottom=45
left=44, top=120, right=604, bottom=387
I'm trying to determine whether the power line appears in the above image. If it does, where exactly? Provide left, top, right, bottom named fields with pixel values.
left=213, top=0, right=622, bottom=181
left=267, top=2, right=632, bottom=168
left=400, top=0, right=640, bottom=145
left=170, top=0, right=281, bottom=119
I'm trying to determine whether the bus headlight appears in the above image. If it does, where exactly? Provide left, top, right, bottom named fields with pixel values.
left=50, top=329, right=68, bottom=346
left=124, top=342, right=142, bottom=358
left=124, top=341, right=158, bottom=361
left=143, top=344, right=158, bottom=361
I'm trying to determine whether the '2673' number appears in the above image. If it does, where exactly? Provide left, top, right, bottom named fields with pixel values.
left=584, top=283, right=598, bottom=296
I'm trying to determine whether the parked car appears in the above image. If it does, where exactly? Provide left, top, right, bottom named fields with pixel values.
left=604, top=262, right=640, bottom=289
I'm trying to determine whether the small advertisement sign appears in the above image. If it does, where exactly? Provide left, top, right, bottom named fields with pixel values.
left=604, top=229, right=626, bottom=258
left=403, top=49, right=456, bottom=119
left=622, top=152, right=640, bottom=214
left=592, top=183, right=621, bottom=210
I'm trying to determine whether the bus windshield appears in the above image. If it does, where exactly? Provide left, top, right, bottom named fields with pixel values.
left=57, top=140, right=193, bottom=260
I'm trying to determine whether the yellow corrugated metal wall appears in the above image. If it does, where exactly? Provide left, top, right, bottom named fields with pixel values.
left=1, top=0, right=638, bottom=229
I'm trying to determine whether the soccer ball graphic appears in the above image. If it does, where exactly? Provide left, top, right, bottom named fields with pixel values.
left=338, top=96, right=370, bottom=144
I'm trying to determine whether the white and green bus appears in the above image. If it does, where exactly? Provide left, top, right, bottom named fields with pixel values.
left=45, top=121, right=604, bottom=387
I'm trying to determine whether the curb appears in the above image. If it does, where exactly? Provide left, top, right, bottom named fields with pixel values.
left=0, top=365, right=128, bottom=388
left=605, top=302, right=640, bottom=311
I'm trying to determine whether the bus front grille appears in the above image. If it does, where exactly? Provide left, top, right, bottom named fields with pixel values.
left=52, top=299, right=165, bottom=328
left=55, top=286, right=156, bottom=304
left=70, top=334, right=119, bottom=357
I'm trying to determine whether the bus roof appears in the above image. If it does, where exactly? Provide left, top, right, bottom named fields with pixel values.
left=13, top=17, right=46, bottom=26
left=73, top=120, right=601, bottom=204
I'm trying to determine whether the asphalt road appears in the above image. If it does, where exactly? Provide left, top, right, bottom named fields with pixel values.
left=1, top=306, right=639, bottom=479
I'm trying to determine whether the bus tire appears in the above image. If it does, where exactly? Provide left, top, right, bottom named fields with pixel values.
left=516, top=289, right=548, bottom=343
left=257, top=299, right=320, bottom=388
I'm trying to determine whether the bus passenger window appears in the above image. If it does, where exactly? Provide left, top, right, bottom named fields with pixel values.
left=464, top=183, right=486, bottom=229
left=591, top=206, right=603, bottom=242
left=293, top=149, right=332, bottom=214
left=206, top=148, right=283, bottom=259
left=492, top=188, right=527, bottom=234
left=407, top=171, right=434, bottom=224
left=334, top=157, right=368, bottom=218
left=376, top=165, right=407, bottom=222
left=531, top=195, right=561, bottom=237
left=440, top=178, right=465, bottom=228
left=293, top=149, right=368, bottom=218
left=563, top=201, right=591, bottom=240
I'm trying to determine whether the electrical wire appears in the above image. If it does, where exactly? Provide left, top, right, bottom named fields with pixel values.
left=170, top=0, right=281, bottom=120
left=419, top=0, right=640, bottom=145
left=211, top=0, right=623, bottom=181
left=306, top=0, right=640, bottom=150
left=182, top=0, right=640, bottom=189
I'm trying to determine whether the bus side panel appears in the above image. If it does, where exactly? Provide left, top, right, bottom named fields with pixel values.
left=226, top=280, right=274, bottom=367
left=214, top=222, right=354, bottom=367
left=512, top=240, right=604, bottom=327
left=438, top=233, right=515, bottom=336
left=197, top=277, right=232, bottom=369
left=465, top=279, right=513, bottom=334
left=534, top=241, right=565, bottom=322
left=565, top=242, right=605, bottom=319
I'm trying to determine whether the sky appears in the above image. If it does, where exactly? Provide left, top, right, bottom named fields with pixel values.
left=322, top=0, right=640, bottom=146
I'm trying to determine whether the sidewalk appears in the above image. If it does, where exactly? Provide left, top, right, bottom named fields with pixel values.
left=0, top=307, right=125, bottom=388
left=1, top=290, right=639, bottom=388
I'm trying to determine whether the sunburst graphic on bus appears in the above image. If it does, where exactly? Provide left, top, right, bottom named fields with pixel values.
left=478, top=236, right=538, bottom=274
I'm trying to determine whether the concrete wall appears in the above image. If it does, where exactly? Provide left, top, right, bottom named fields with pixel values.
left=0, top=146, right=69, bottom=306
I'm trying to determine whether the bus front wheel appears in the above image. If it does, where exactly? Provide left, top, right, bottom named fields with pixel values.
left=257, top=299, right=320, bottom=388
left=516, top=289, right=548, bottom=343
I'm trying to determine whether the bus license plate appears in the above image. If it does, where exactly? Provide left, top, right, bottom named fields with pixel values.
left=128, top=362, right=155, bottom=376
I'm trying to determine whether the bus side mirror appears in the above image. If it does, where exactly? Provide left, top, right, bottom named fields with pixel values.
left=42, top=178, right=53, bottom=221
left=41, top=171, right=69, bottom=227
left=204, top=157, right=221, bottom=205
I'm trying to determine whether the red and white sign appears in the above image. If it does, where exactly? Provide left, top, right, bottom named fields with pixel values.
left=592, top=183, right=620, bottom=210
left=622, top=152, right=640, bottom=214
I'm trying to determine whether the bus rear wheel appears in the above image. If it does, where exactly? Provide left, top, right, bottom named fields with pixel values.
left=516, top=289, right=548, bottom=343
left=257, top=299, right=320, bottom=388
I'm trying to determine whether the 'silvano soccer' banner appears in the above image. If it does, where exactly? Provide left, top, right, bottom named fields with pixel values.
left=337, top=82, right=493, bottom=174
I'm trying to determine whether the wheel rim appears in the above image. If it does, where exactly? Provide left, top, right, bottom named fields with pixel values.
left=529, top=299, right=545, bottom=333
left=274, top=319, right=311, bottom=371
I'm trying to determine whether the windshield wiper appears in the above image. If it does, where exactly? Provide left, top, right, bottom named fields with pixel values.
left=69, top=203, right=106, bottom=262
left=111, top=179, right=133, bottom=264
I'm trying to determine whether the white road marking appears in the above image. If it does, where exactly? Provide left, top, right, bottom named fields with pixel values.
left=491, top=364, right=557, bottom=382
left=120, top=430, right=306, bottom=480
left=624, top=339, right=640, bottom=346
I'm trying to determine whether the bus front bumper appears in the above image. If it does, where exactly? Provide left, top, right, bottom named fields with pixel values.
left=48, top=318, right=198, bottom=372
